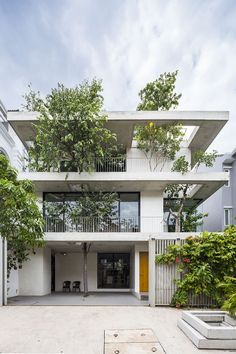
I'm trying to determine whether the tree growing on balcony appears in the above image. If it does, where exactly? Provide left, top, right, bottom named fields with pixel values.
left=166, top=151, right=217, bottom=232
left=23, top=79, right=118, bottom=173
left=0, top=155, right=44, bottom=275
left=136, top=71, right=217, bottom=231
left=44, top=186, right=118, bottom=296
left=135, top=122, right=184, bottom=171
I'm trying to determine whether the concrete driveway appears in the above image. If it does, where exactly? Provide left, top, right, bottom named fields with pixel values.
left=8, top=292, right=147, bottom=306
left=0, top=306, right=231, bottom=354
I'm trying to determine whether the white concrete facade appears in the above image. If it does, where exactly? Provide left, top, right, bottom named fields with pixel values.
left=1, top=109, right=230, bottom=304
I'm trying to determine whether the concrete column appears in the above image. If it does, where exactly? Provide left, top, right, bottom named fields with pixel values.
left=0, top=237, right=7, bottom=305
left=148, top=238, right=156, bottom=307
left=3, top=238, right=7, bottom=305
left=0, top=238, right=3, bottom=306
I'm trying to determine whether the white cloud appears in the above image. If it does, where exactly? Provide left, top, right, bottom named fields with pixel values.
left=0, top=0, right=235, bottom=152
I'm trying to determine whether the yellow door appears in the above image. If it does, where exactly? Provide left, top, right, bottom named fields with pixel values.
left=140, top=252, right=148, bottom=292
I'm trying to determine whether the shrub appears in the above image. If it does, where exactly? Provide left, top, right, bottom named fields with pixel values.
left=156, top=226, right=236, bottom=306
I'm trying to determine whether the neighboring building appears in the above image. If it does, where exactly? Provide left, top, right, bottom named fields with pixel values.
left=199, top=149, right=236, bottom=232
left=1, top=109, right=229, bottom=305
left=0, top=100, right=26, bottom=304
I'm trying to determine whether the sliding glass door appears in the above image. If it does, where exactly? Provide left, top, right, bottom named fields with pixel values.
left=97, top=253, right=130, bottom=289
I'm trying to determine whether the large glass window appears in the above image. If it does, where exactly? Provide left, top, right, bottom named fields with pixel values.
left=44, top=192, right=140, bottom=232
left=97, top=253, right=130, bottom=288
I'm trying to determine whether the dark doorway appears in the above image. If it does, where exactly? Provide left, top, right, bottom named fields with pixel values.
left=51, top=254, right=55, bottom=292
left=97, top=253, right=130, bottom=289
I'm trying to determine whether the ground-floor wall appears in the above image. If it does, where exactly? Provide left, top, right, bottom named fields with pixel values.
left=16, top=247, right=51, bottom=296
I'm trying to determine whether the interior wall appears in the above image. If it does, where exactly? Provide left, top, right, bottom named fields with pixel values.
left=19, top=247, right=51, bottom=296
left=55, top=252, right=97, bottom=292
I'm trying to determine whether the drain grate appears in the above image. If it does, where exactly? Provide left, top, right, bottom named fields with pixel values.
left=104, top=329, right=165, bottom=354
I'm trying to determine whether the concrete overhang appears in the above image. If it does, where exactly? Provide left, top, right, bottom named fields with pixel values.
left=8, top=110, right=228, bottom=152
left=19, top=171, right=228, bottom=204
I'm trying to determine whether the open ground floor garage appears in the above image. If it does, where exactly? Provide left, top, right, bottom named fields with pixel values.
left=7, top=241, right=150, bottom=305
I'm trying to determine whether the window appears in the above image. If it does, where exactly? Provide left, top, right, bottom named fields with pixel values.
left=44, top=192, right=140, bottom=232
left=224, top=208, right=232, bottom=226
left=223, top=168, right=230, bottom=187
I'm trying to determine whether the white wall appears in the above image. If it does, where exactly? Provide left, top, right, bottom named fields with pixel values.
left=43, top=247, right=51, bottom=294
left=140, top=191, right=163, bottom=232
left=55, top=252, right=97, bottom=292
left=126, top=145, right=191, bottom=173
left=19, top=247, right=51, bottom=296
left=7, top=268, right=19, bottom=298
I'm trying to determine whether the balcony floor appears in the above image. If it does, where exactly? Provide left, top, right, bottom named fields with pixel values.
left=8, top=292, right=148, bottom=306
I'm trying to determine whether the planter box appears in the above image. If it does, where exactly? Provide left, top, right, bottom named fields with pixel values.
left=178, top=311, right=236, bottom=350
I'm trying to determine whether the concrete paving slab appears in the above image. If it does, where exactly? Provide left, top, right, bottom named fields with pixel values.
left=104, top=342, right=165, bottom=353
left=0, top=306, right=232, bottom=354
left=105, top=329, right=157, bottom=343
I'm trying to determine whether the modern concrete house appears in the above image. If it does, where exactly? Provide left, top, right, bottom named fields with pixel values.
left=0, top=109, right=229, bottom=305
left=199, top=149, right=236, bottom=232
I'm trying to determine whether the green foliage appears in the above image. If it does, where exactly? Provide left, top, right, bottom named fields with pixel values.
left=0, top=155, right=44, bottom=274
left=156, top=226, right=236, bottom=306
left=166, top=150, right=217, bottom=231
left=181, top=208, right=208, bottom=232
left=24, top=79, right=118, bottom=173
left=193, top=150, right=218, bottom=170
left=219, top=277, right=236, bottom=317
left=137, top=71, right=182, bottom=111
left=171, top=156, right=189, bottom=174
left=134, top=122, right=184, bottom=171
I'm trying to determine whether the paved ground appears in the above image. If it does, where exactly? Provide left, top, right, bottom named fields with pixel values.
left=0, top=306, right=233, bottom=354
left=8, top=292, right=148, bottom=306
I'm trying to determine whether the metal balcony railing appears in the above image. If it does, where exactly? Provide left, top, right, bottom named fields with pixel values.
left=44, top=216, right=140, bottom=233
left=44, top=216, right=166, bottom=233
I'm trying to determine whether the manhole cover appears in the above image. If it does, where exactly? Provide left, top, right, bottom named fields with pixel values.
left=104, top=329, right=165, bottom=354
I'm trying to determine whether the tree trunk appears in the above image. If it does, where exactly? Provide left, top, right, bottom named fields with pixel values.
left=175, top=216, right=181, bottom=232
left=83, top=242, right=88, bottom=297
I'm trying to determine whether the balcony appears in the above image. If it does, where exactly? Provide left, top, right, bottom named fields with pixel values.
left=44, top=216, right=165, bottom=233
left=95, top=157, right=154, bottom=172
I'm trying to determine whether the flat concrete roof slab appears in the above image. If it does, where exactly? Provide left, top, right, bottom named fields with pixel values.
left=8, top=110, right=229, bottom=150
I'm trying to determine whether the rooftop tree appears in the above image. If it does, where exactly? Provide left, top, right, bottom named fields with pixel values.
left=137, top=70, right=182, bottom=111
left=23, top=79, right=118, bottom=173
left=0, top=155, right=44, bottom=275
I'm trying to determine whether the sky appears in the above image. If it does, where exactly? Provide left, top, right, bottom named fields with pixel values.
left=0, top=0, right=236, bottom=153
